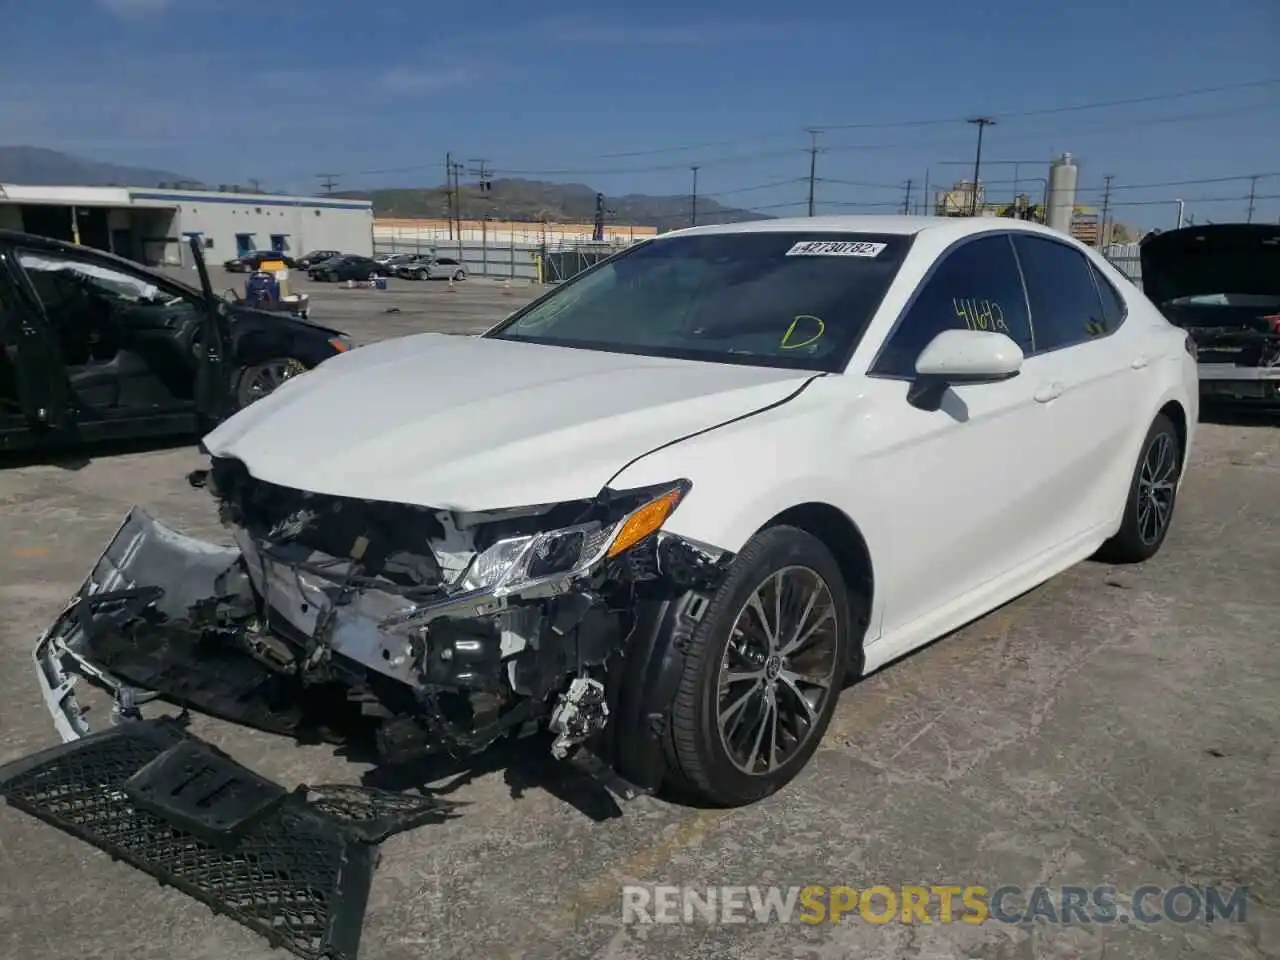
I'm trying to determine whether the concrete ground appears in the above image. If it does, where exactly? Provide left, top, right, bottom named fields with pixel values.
left=0, top=280, right=1276, bottom=960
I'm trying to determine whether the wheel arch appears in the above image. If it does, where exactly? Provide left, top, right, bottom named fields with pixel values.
left=761, top=502, right=874, bottom=653
left=1157, top=398, right=1188, bottom=469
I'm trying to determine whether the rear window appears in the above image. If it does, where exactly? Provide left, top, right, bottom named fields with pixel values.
left=488, top=231, right=913, bottom=371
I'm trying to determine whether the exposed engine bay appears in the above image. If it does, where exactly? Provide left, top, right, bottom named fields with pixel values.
left=35, top=456, right=734, bottom=793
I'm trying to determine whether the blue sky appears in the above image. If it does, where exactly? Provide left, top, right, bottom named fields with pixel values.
left=3, top=0, right=1278, bottom=229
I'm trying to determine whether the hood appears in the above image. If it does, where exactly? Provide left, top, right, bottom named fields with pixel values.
left=1140, top=224, right=1280, bottom=307
left=224, top=303, right=345, bottom=338
left=201, top=333, right=815, bottom=511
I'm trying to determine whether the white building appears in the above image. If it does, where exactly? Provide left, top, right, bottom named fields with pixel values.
left=0, top=183, right=373, bottom=266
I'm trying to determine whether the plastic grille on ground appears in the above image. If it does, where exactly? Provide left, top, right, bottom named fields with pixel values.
left=0, top=723, right=374, bottom=960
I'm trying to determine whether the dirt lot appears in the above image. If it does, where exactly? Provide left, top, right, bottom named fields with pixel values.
left=0, top=280, right=1276, bottom=960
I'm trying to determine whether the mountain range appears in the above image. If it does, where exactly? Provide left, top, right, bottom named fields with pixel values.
left=0, top=146, right=764, bottom=229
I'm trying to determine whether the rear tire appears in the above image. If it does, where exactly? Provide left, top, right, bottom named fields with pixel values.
left=663, top=525, right=849, bottom=807
left=1098, top=413, right=1182, bottom=563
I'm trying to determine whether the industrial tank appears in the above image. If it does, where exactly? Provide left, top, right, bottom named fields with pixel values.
left=1046, top=153, right=1078, bottom=234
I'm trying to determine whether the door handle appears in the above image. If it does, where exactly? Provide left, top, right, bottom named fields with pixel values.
left=1034, top=381, right=1064, bottom=403
left=1131, top=355, right=1149, bottom=369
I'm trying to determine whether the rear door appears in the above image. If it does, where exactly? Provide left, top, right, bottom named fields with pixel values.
left=0, top=244, right=74, bottom=435
left=1010, top=234, right=1146, bottom=542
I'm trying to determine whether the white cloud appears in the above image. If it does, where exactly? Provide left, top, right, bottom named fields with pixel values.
left=97, top=0, right=171, bottom=17
left=380, top=66, right=475, bottom=93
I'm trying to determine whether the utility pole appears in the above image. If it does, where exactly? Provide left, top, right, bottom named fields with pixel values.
left=248, top=178, right=261, bottom=193
left=444, top=153, right=454, bottom=239
left=921, top=168, right=930, bottom=216
left=805, top=128, right=822, bottom=217
left=966, top=117, right=996, bottom=216
left=902, top=180, right=913, bottom=215
left=1246, top=175, right=1258, bottom=223
left=1099, top=174, right=1113, bottom=249
left=467, top=158, right=493, bottom=193
left=447, top=156, right=465, bottom=240
left=690, top=165, right=699, bottom=227
left=316, top=174, right=338, bottom=195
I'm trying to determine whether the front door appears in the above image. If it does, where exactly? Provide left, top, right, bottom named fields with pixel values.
left=860, top=233, right=1053, bottom=640
left=0, top=246, right=74, bottom=436
left=9, top=243, right=205, bottom=422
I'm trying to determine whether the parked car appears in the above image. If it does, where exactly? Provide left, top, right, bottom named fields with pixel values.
left=386, top=253, right=433, bottom=277
left=374, top=253, right=422, bottom=273
left=308, top=255, right=385, bottom=282
left=1139, top=223, right=1280, bottom=404
left=295, top=249, right=342, bottom=270
left=0, top=232, right=351, bottom=452
left=223, top=250, right=299, bottom=272
left=27, top=216, right=1196, bottom=812
left=401, top=255, right=467, bottom=281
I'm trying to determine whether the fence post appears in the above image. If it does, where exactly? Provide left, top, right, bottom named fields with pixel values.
left=509, top=232, right=515, bottom=278
left=482, top=217, right=489, bottom=278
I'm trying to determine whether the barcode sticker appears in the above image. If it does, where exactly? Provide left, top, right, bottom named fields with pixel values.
left=785, top=240, right=887, bottom=257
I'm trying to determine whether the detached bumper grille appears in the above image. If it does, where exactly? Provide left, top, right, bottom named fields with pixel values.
left=0, top=722, right=375, bottom=960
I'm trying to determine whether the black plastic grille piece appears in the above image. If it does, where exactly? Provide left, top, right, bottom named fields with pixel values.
left=301, top=783, right=461, bottom=843
left=0, top=723, right=375, bottom=960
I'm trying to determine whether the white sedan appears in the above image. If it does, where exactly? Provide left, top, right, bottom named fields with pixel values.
left=32, top=216, right=1199, bottom=809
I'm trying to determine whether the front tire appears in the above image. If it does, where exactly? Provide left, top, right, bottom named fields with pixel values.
left=452, top=269, right=465, bottom=282
left=1099, top=413, right=1182, bottom=563
left=663, top=525, right=849, bottom=806
left=234, top=357, right=307, bottom=410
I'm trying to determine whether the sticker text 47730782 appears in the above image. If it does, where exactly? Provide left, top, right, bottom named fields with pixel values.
left=785, top=240, right=887, bottom=258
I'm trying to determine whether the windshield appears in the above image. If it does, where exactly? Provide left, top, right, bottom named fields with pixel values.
left=486, top=231, right=912, bottom=371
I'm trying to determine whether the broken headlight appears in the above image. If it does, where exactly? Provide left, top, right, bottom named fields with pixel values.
left=459, top=482, right=689, bottom=597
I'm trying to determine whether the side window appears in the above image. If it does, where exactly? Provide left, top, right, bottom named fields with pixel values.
left=16, top=249, right=195, bottom=364
left=1011, top=235, right=1108, bottom=351
left=871, top=235, right=1033, bottom=378
left=1090, top=263, right=1127, bottom=332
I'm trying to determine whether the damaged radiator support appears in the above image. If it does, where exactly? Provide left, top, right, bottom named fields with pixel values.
left=0, top=721, right=458, bottom=960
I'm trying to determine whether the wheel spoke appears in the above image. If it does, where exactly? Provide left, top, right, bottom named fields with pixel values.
left=719, top=681, right=762, bottom=727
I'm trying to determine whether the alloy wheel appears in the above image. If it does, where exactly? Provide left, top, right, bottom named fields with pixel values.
left=716, top=566, right=840, bottom=776
left=238, top=358, right=305, bottom=407
left=1136, top=431, right=1177, bottom=545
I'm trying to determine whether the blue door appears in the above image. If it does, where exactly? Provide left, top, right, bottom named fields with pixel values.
left=235, top=233, right=254, bottom=256
left=270, top=233, right=288, bottom=252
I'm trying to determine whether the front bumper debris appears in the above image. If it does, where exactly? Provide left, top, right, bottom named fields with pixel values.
left=0, top=720, right=457, bottom=960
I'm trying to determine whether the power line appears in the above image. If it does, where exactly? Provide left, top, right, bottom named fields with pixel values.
left=590, top=77, right=1280, bottom=158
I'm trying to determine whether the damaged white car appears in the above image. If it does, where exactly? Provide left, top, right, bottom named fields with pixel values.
left=33, top=216, right=1199, bottom=807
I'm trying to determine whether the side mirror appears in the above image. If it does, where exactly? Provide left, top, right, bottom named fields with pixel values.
left=907, top=329, right=1024, bottom=411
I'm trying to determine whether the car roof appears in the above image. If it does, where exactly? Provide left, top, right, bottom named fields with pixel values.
left=655, top=214, right=1073, bottom=244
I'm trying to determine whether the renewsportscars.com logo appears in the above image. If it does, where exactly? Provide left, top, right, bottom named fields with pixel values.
left=621, top=884, right=1251, bottom=926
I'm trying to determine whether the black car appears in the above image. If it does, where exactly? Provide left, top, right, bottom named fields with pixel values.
left=223, top=250, right=299, bottom=272
left=1140, top=223, right=1280, bottom=404
left=308, top=254, right=385, bottom=282
left=295, top=249, right=342, bottom=270
left=0, top=232, right=351, bottom=452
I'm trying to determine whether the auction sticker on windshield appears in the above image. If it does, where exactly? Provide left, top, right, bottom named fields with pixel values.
left=785, top=240, right=887, bottom=257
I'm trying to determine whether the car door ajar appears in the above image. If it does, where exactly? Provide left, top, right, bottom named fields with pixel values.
left=1010, top=234, right=1143, bottom=544
left=859, top=234, right=1064, bottom=642
left=0, top=246, right=74, bottom=435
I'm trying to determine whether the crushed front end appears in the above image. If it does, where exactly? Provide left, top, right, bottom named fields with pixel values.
left=34, top=456, right=733, bottom=791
